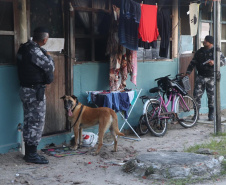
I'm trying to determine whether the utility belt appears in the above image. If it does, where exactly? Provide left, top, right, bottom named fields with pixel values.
left=21, top=84, right=46, bottom=89
left=198, top=71, right=214, bottom=78
left=21, top=84, right=46, bottom=101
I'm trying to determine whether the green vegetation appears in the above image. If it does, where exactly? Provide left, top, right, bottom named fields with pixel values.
left=184, top=135, right=226, bottom=157
left=182, top=133, right=226, bottom=184
left=167, top=177, right=203, bottom=185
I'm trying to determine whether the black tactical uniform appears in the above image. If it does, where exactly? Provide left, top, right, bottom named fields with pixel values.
left=17, top=27, right=54, bottom=164
left=186, top=36, right=225, bottom=121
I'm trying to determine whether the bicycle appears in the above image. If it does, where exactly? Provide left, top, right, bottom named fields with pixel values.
left=139, top=74, right=198, bottom=137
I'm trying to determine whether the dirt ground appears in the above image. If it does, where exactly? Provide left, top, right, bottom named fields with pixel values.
left=1, top=112, right=226, bottom=185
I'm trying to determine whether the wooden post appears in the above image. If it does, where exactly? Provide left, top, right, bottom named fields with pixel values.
left=213, top=0, right=222, bottom=133
left=64, top=1, right=74, bottom=96
left=64, top=0, right=74, bottom=130
left=172, top=0, right=178, bottom=59
left=69, top=2, right=75, bottom=93
left=18, top=0, right=27, bottom=44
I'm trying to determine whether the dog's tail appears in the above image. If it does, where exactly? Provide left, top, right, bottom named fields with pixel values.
left=111, top=110, right=125, bottom=136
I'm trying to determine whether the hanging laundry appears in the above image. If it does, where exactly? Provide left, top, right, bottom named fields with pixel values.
left=157, top=8, right=171, bottom=58
left=158, top=0, right=172, bottom=8
left=138, top=4, right=159, bottom=43
left=138, top=39, right=157, bottom=49
left=138, top=1, right=157, bottom=50
left=106, top=5, right=123, bottom=91
left=118, top=48, right=132, bottom=90
left=119, top=0, right=141, bottom=51
left=130, top=50, right=137, bottom=86
left=143, top=0, right=157, bottom=5
left=107, top=3, right=138, bottom=91
left=189, top=3, right=200, bottom=37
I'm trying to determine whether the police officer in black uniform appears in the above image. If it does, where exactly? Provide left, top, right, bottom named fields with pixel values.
left=17, top=27, right=55, bottom=164
left=186, top=35, right=225, bottom=121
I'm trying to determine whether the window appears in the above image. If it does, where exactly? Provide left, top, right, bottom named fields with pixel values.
left=0, top=0, right=17, bottom=65
left=199, top=1, right=226, bottom=55
left=198, top=2, right=213, bottom=48
left=30, top=0, right=63, bottom=38
left=221, top=1, right=226, bottom=55
left=137, top=40, right=172, bottom=62
left=73, top=0, right=111, bottom=62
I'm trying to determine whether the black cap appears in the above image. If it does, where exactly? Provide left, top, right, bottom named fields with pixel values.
left=205, top=35, right=214, bottom=44
left=33, top=27, right=49, bottom=33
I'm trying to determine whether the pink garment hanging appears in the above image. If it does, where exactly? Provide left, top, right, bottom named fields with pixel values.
left=138, top=4, right=159, bottom=43
left=130, top=51, right=137, bottom=86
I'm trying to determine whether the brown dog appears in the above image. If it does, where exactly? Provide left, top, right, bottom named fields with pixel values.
left=61, top=95, right=124, bottom=155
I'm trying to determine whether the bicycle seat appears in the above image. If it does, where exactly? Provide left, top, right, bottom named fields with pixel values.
left=149, top=87, right=161, bottom=93
left=140, top=95, right=157, bottom=100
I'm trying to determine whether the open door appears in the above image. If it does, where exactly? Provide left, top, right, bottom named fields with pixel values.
left=28, top=0, right=71, bottom=136
left=43, top=53, right=67, bottom=135
left=179, top=53, right=195, bottom=97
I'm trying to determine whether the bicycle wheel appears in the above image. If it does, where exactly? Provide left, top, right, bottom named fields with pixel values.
left=137, top=115, right=149, bottom=135
left=174, top=95, right=198, bottom=128
left=145, top=100, right=167, bottom=137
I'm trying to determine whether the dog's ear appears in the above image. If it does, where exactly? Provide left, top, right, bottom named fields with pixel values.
left=71, top=95, right=77, bottom=100
left=60, top=95, right=66, bottom=100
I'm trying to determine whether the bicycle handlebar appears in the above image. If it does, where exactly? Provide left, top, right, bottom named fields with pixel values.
left=154, top=74, right=171, bottom=81
left=155, top=73, right=185, bottom=82
left=175, top=73, right=185, bottom=79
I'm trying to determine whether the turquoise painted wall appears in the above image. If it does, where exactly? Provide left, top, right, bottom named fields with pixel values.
left=73, top=60, right=178, bottom=133
left=0, top=66, right=23, bottom=153
left=1, top=60, right=226, bottom=153
left=199, top=65, right=226, bottom=113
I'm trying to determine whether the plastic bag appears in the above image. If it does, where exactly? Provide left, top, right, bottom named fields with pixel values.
left=71, top=132, right=98, bottom=147
left=82, top=132, right=98, bottom=147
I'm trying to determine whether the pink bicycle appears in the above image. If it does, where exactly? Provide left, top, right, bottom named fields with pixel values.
left=140, top=74, right=198, bottom=137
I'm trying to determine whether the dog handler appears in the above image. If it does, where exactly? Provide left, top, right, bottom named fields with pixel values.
left=17, top=27, right=55, bottom=164
left=186, top=35, right=225, bottom=121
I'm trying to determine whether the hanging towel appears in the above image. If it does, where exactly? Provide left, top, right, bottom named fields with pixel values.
left=103, top=93, right=113, bottom=109
left=138, top=4, right=159, bottom=43
left=118, top=92, right=130, bottom=118
left=189, top=3, right=200, bottom=37
left=127, top=90, right=135, bottom=104
left=130, top=90, right=138, bottom=106
left=112, top=92, right=120, bottom=111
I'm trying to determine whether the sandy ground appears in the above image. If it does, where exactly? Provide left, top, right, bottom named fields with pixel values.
left=1, top=114, right=226, bottom=185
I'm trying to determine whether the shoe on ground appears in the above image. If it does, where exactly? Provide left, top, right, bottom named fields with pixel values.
left=208, top=115, right=214, bottom=121
left=23, top=153, right=49, bottom=164
left=208, top=107, right=214, bottom=121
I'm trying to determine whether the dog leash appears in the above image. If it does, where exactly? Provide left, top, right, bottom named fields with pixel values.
left=70, top=105, right=84, bottom=130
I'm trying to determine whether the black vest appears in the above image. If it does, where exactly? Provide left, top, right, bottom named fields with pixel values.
left=196, top=47, right=214, bottom=77
left=17, top=43, right=45, bottom=86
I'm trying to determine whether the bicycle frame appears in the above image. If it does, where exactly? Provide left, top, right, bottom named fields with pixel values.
left=152, top=88, right=190, bottom=119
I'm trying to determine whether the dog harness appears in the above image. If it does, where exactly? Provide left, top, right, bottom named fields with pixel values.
left=70, top=103, right=84, bottom=130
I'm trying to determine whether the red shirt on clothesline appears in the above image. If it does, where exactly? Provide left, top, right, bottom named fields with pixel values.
left=138, top=4, right=159, bottom=43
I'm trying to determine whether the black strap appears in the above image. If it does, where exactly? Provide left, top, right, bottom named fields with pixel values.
left=72, top=100, right=78, bottom=112
left=70, top=105, right=84, bottom=130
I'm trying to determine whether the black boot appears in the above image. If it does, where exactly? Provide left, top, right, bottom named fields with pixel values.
left=208, top=107, right=214, bottom=121
left=192, top=108, right=200, bottom=120
left=23, top=143, right=49, bottom=164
